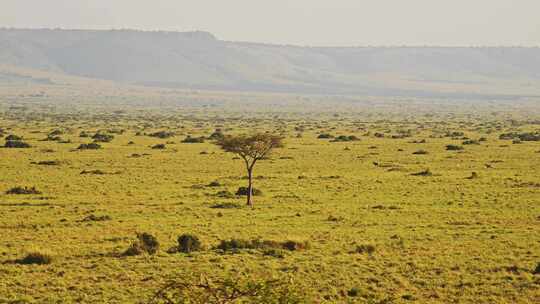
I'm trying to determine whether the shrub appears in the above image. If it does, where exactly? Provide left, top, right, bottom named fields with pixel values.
left=77, top=143, right=101, bottom=150
left=235, top=187, right=263, bottom=196
left=330, top=135, right=359, bottom=142
left=176, top=234, right=203, bottom=253
left=446, top=144, right=463, bottom=151
left=4, top=140, right=31, bottom=148
left=181, top=136, right=205, bottom=143
left=402, top=294, right=416, bottom=301
left=148, top=131, right=175, bottom=139
left=6, top=186, right=42, bottom=195
left=123, top=233, right=159, bottom=256
left=412, top=149, right=428, bottom=155
left=446, top=131, right=464, bottom=137
left=462, top=139, right=480, bottom=145
left=16, top=251, right=52, bottom=265
left=216, top=238, right=309, bottom=253
left=92, top=133, right=114, bottom=143
left=533, top=263, right=540, bottom=275
left=518, top=132, right=540, bottom=141
left=317, top=133, right=334, bottom=139
left=282, top=240, right=310, bottom=251
left=152, top=144, right=166, bottom=149
left=499, top=132, right=540, bottom=141
left=347, top=287, right=360, bottom=297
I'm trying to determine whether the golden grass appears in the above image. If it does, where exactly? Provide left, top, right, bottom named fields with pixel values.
left=0, top=104, right=539, bottom=303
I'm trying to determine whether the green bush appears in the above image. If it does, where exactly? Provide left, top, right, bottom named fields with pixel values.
left=4, top=140, right=31, bottom=148
left=176, top=234, right=203, bottom=253
left=6, top=186, right=42, bottom=195
left=330, top=135, right=359, bottom=142
left=499, top=132, right=540, bottom=141
left=347, top=287, right=360, bottom=297
left=317, top=133, right=334, bottom=139
left=152, top=144, right=166, bottom=149
left=533, top=263, right=540, bottom=275
left=149, top=131, right=175, bottom=139
left=16, top=251, right=52, bottom=265
left=235, top=187, right=262, bottom=196
left=92, top=133, right=114, bottom=143
left=446, top=144, right=464, bottom=151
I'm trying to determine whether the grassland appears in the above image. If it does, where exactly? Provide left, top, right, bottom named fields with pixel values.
left=0, top=96, right=539, bottom=303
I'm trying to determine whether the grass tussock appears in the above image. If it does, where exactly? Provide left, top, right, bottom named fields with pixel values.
left=123, top=233, right=160, bottom=256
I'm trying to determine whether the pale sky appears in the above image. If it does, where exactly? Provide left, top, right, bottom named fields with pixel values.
left=1, top=0, right=539, bottom=46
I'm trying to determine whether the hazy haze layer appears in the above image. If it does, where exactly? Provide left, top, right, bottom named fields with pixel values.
left=1, top=0, right=539, bottom=46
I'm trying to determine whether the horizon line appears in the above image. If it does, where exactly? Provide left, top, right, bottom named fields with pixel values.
left=1, top=27, right=539, bottom=49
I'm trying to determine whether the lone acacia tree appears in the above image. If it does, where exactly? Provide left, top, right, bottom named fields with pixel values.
left=215, top=133, right=284, bottom=207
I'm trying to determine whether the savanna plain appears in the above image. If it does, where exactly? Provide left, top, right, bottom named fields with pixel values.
left=0, top=91, right=539, bottom=304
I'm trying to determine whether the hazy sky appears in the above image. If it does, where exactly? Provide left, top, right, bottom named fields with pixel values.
left=1, top=0, right=539, bottom=46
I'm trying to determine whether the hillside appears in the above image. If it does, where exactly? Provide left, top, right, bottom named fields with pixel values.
left=1, top=28, right=540, bottom=97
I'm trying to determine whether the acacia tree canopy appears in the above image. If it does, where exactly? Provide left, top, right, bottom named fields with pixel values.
left=215, top=133, right=284, bottom=206
left=217, top=134, right=284, bottom=166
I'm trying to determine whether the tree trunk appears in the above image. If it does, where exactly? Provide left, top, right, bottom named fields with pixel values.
left=246, top=168, right=253, bottom=207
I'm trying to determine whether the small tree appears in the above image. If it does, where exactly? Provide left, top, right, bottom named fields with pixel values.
left=215, top=134, right=284, bottom=207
